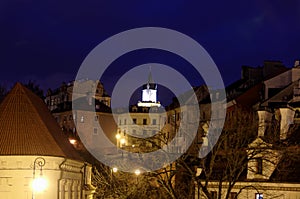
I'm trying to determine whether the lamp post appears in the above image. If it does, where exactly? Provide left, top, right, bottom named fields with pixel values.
left=115, top=133, right=121, bottom=147
left=32, top=157, right=47, bottom=199
left=134, top=169, right=141, bottom=184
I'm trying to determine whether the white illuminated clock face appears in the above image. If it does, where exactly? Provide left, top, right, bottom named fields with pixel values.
left=142, top=88, right=156, bottom=102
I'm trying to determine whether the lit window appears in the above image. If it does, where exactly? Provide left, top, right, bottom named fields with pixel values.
left=80, top=116, right=84, bottom=123
left=255, top=193, right=263, bottom=199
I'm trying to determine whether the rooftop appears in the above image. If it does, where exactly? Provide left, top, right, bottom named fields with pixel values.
left=0, top=83, right=82, bottom=160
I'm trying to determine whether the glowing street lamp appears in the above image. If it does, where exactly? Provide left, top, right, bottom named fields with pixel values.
left=115, top=134, right=121, bottom=140
left=134, top=169, right=141, bottom=183
left=115, top=133, right=121, bottom=148
left=32, top=157, right=47, bottom=199
left=32, top=177, right=47, bottom=192
left=69, top=138, right=77, bottom=145
left=112, top=167, right=118, bottom=173
left=134, top=169, right=141, bottom=176
left=120, top=138, right=126, bottom=146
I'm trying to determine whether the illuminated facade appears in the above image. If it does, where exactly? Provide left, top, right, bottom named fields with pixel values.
left=137, top=70, right=161, bottom=107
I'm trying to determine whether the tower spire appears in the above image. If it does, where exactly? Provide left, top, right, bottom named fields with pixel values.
left=147, top=66, right=154, bottom=84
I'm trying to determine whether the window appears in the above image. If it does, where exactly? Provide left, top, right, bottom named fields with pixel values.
left=132, top=118, right=137, bottom=124
left=229, top=192, right=237, bottom=199
left=255, top=193, right=263, bottom=199
left=55, top=116, right=60, bottom=123
left=124, top=119, right=127, bottom=125
left=143, top=119, right=147, bottom=125
left=94, top=115, right=99, bottom=121
left=211, top=191, right=217, bottom=199
left=256, top=158, right=263, bottom=174
left=93, top=128, right=98, bottom=135
left=295, top=110, right=300, bottom=118
left=152, top=119, right=156, bottom=125
left=63, top=116, right=67, bottom=123
left=69, top=115, right=73, bottom=120
left=80, top=116, right=84, bottom=123
left=143, top=130, right=147, bottom=136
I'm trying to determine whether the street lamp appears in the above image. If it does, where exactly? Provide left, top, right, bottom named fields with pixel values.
left=134, top=169, right=141, bottom=176
left=120, top=138, right=126, bottom=146
left=116, top=133, right=121, bottom=147
left=32, top=157, right=47, bottom=199
left=112, top=167, right=118, bottom=173
left=134, top=169, right=141, bottom=184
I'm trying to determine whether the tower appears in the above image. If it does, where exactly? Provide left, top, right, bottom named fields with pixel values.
left=137, top=68, right=161, bottom=107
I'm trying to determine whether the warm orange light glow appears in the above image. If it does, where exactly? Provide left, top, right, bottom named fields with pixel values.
left=32, top=176, right=47, bottom=192
left=69, top=139, right=77, bottom=145
left=134, top=169, right=141, bottom=176
left=112, top=167, right=118, bottom=173
left=120, top=138, right=126, bottom=145
left=115, top=134, right=121, bottom=139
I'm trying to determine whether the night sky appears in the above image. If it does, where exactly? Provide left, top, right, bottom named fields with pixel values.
left=1, top=1, right=300, bottom=103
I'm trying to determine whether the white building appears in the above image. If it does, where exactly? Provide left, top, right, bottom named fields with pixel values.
left=0, top=83, right=95, bottom=199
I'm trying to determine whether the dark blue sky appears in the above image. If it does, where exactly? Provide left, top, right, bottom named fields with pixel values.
left=1, top=0, right=300, bottom=96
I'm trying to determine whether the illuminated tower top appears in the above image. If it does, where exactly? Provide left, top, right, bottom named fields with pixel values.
left=137, top=68, right=161, bottom=107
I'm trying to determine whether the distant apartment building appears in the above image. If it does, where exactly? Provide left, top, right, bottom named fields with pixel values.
left=44, top=79, right=111, bottom=141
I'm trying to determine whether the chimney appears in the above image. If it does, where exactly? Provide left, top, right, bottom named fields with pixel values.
left=279, top=108, right=295, bottom=140
left=257, top=110, right=272, bottom=137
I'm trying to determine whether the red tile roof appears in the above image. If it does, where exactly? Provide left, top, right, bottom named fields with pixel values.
left=0, top=83, right=82, bottom=160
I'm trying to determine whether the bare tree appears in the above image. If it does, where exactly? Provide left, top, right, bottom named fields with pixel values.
left=0, top=84, right=7, bottom=103
left=24, top=80, right=44, bottom=99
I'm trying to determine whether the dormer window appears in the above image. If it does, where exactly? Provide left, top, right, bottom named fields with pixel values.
left=256, top=158, right=263, bottom=174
